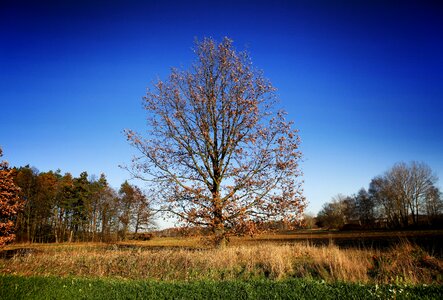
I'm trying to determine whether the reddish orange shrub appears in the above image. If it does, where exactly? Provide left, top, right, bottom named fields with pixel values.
left=0, top=147, right=24, bottom=247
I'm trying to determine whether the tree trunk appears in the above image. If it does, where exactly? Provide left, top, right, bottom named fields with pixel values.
left=134, top=215, right=140, bottom=235
left=212, top=186, right=226, bottom=248
left=214, top=228, right=227, bottom=248
left=213, top=207, right=226, bottom=248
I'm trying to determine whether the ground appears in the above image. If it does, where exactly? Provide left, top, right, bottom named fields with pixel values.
left=1, top=229, right=442, bottom=299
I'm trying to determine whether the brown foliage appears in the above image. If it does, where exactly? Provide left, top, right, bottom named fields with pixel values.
left=10, top=167, right=154, bottom=243
left=0, top=148, right=24, bottom=247
left=125, top=37, right=306, bottom=246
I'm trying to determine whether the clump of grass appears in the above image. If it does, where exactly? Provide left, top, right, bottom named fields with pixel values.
left=368, top=241, right=443, bottom=284
left=308, top=243, right=372, bottom=282
left=0, top=241, right=441, bottom=284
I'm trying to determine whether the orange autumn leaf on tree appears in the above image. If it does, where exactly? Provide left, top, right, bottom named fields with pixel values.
left=125, top=37, right=306, bottom=247
left=0, top=147, right=24, bottom=247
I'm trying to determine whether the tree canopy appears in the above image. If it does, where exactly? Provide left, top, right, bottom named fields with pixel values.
left=8, top=165, right=154, bottom=243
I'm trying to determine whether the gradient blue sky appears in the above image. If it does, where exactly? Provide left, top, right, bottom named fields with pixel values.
left=1, top=0, right=442, bottom=225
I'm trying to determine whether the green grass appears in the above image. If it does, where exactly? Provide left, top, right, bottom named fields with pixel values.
left=1, top=275, right=442, bottom=300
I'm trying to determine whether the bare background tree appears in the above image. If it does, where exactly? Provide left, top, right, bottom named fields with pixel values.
left=371, top=161, right=440, bottom=227
left=118, top=181, right=155, bottom=239
left=126, top=37, right=305, bottom=246
left=317, top=161, right=442, bottom=229
left=316, top=194, right=354, bottom=229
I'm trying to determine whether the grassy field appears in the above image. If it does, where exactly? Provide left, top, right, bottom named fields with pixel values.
left=2, top=275, right=443, bottom=300
left=1, top=230, right=442, bottom=298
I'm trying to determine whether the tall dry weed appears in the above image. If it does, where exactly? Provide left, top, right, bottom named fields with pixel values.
left=0, top=241, right=441, bottom=284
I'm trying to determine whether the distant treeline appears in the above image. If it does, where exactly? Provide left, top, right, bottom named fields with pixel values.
left=316, top=162, right=443, bottom=230
left=11, top=166, right=154, bottom=243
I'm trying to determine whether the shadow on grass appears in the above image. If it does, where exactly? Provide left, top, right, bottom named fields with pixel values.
left=0, top=248, right=41, bottom=259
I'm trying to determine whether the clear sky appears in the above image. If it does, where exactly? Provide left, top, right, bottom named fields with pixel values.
left=1, top=0, right=442, bottom=225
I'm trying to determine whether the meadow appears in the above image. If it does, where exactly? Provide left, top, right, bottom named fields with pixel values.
left=1, top=230, right=442, bottom=299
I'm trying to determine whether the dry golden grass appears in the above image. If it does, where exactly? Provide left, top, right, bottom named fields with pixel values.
left=1, top=239, right=441, bottom=284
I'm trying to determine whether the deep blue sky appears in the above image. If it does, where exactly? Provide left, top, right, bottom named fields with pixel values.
left=1, top=0, right=442, bottom=223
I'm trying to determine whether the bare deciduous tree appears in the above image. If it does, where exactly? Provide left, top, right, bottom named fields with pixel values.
left=386, top=162, right=437, bottom=226
left=125, top=37, right=305, bottom=246
left=316, top=194, right=355, bottom=229
left=355, top=188, right=375, bottom=226
left=118, top=181, right=155, bottom=239
left=424, top=186, right=442, bottom=225
left=369, top=161, right=440, bottom=228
